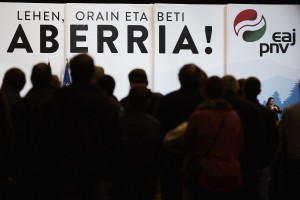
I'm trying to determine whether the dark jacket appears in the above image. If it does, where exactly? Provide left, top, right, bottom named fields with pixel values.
left=120, top=88, right=162, bottom=117
left=115, top=106, right=162, bottom=200
left=37, top=83, right=120, bottom=200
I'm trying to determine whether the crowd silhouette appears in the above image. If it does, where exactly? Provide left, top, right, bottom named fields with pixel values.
left=0, top=53, right=299, bottom=200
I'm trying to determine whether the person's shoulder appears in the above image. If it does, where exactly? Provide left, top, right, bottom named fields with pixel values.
left=256, top=103, right=272, bottom=113
left=120, top=95, right=129, bottom=106
left=149, top=90, right=163, bottom=102
left=160, top=89, right=181, bottom=100
left=284, top=103, right=300, bottom=113
left=156, top=90, right=181, bottom=108
left=236, top=96, right=256, bottom=106
left=265, top=104, right=271, bottom=108
left=151, top=91, right=163, bottom=98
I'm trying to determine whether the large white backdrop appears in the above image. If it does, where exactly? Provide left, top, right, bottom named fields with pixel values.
left=0, top=3, right=299, bottom=106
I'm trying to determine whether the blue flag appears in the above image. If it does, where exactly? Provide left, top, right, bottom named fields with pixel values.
left=63, top=60, right=71, bottom=86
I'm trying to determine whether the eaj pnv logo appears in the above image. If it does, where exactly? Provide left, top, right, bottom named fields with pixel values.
left=233, top=8, right=296, bottom=57
left=234, top=9, right=266, bottom=42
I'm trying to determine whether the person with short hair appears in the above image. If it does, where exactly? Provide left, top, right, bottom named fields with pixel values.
left=36, top=54, right=120, bottom=200
left=113, top=85, right=162, bottom=200
left=182, top=76, right=244, bottom=200
left=244, top=77, right=279, bottom=200
left=1, top=67, right=26, bottom=109
left=97, top=74, right=121, bottom=109
left=156, top=63, right=206, bottom=200
left=120, top=68, right=162, bottom=116
left=0, top=90, right=15, bottom=200
left=90, top=65, right=105, bottom=84
left=279, top=79, right=300, bottom=200
left=13, top=62, right=56, bottom=200
left=222, top=75, right=268, bottom=200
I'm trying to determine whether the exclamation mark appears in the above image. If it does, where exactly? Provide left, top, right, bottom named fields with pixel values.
left=205, top=26, right=212, bottom=54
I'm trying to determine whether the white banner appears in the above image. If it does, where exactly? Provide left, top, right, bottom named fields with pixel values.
left=65, top=3, right=153, bottom=100
left=0, top=2, right=65, bottom=96
left=153, top=4, right=226, bottom=94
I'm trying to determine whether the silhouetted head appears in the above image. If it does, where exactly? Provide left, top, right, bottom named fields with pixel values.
left=69, top=54, right=95, bottom=84
left=244, top=76, right=261, bottom=99
left=128, top=68, right=148, bottom=87
left=222, top=74, right=239, bottom=94
left=178, top=63, right=204, bottom=88
left=128, top=85, right=150, bottom=107
left=31, top=63, right=52, bottom=87
left=2, top=68, right=26, bottom=92
left=91, top=65, right=105, bottom=84
left=97, top=74, right=116, bottom=96
left=50, top=75, right=61, bottom=89
left=204, top=76, right=224, bottom=99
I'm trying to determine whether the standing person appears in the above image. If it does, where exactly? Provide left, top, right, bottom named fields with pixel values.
left=244, top=77, right=279, bottom=200
left=113, top=85, right=162, bottom=200
left=120, top=68, right=162, bottom=116
left=0, top=90, right=15, bottom=200
left=97, top=74, right=122, bottom=109
left=1, top=67, right=25, bottom=200
left=222, top=75, right=267, bottom=200
left=279, top=79, right=300, bottom=200
left=13, top=63, right=57, bottom=200
left=36, top=54, right=120, bottom=200
left=182, top=76, right=244, bottom=200
left=266, top=97, right=282, bottom=126
left=156, top=63, right=206, bottom=200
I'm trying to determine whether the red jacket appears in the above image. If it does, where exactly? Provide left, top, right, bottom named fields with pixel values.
left=183, top=100, right=244, bottom=192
